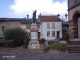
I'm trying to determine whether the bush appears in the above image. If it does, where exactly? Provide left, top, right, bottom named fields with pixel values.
left=43, top=45, right=50, bottom=52
left=59, top=34, right=69, bottom=42
left=0, top=42, right=4, bottom=47
left=25, top=36, right=30, bottom=44
left=38, top=38, right=45, bottom=43
left=4, top=28, right=27, bottom=47
left=43, top=43, right=67, bottom=52
left=3, top=42, right=8, bottom=47
left=0, top=42, right=8, bottom=47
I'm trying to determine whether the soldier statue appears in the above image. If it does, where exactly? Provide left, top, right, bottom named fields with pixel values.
left=33, top=10, right=37, bottom=23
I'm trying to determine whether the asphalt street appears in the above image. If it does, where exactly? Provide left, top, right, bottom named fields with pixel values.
left=0, top=53, right=80, bottom=60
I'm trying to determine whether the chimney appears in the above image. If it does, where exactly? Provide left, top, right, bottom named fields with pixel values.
left=27, top=14, right=29, bottom=20
left=40, top=13, right=41, bottom=16
left=24, top=17, right=26, bottom=19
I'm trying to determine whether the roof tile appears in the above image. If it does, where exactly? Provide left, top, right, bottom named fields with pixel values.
left=0, top=18, right=7, bottom=20
left=39, top=15, right=61, bottom=21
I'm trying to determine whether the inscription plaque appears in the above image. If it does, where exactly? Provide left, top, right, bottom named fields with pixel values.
left=31, top=32, right=37, bottom=39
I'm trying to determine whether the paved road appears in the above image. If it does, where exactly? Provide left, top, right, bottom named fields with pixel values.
left=0, top=53, right=80, bottom=60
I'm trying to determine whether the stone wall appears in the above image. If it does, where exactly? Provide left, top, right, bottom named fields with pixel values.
left=0, top=48, right=45, bottom=54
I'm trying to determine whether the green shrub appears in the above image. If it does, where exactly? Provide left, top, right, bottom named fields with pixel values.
left=59, top=34, right=70, bottom=42
left=3, top=42, right=8, bottom=47
left=4, top=28, right=27, bottom=47
left=0, top=42, right=4, bottom=47
left=25, top=36, right=30, bottom=44
left=43, top=43, right=67, bottom=52
left=0, top=42, right=8, bottom=47
left=38, top=38, right=45, bottom=43
left=56, top=43, right=67, bottom=51
left=43, top=45, right=50, bottom=52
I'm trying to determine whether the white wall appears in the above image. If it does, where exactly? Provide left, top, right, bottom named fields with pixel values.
left=41, top=21, right=62, bottom=41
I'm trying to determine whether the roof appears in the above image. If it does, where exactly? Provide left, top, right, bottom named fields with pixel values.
left=0, top=18, right=7, bottom=21
left=6, top=18, right=23, bottom=21
left=21, top=19, right=41, bottom=24
left=0, top=18, right=41, bottom=24
left=0, top=18, right=23, bottom=21
left=38, top=15, right=61, bottom=22
left=62, top=21, right=69, bottom=26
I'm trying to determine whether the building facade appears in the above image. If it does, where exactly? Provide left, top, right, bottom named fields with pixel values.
left=68, top=0, right=80, bottom=40
left=0, top=18, right=21, bottom=35
left=0, top=15, right=69, bottom=40
left=39, top=15, right=62, bottom=41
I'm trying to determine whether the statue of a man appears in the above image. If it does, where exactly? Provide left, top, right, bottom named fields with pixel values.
left=33, top=10, right=37, bottom=23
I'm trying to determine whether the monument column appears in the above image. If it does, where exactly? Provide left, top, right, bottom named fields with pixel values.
left=28, top=10, right=40, bottom=49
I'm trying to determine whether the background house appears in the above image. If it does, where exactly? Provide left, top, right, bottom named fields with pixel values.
left=39, top=15, right=62, bottom=41
left=0, top=18, right=21, bottom=35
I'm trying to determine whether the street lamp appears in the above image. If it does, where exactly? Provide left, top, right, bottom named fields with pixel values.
left=57, top=13, right=68, bottom=21
left=57, top=13, right=60, bottom=18
left=61, top=13, right=68, bottom=21
left=65, top=13, right=68, bottom=20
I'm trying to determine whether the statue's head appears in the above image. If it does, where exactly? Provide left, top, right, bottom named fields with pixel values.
left=35, top=10, right=37, bottom=13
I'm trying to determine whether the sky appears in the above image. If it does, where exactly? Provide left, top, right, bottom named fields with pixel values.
left=0, top=0, right=68, bottom=19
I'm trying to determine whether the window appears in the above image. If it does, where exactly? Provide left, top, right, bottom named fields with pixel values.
left=26, top=24, right=31, bottom=29
left=47, top=23, right=50, bottom=29
left=47, top=31, right=50, bottom=37
left=52, top=23, right=55, bottom=29
left=52, top=31, right=55, bottom=37
left=2, top=26, right=5, bottom=31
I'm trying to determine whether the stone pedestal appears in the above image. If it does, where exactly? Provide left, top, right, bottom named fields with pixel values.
left=28, top=40, right=40, bottom=49
left=28, top=23, right=40, bottom=49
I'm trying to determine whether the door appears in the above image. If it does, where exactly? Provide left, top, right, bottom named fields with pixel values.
left=62, top=30, right=67, bottom=37
left=57, top=31, right=60, bottom=38
left=38, top=32, right=40, bottom=39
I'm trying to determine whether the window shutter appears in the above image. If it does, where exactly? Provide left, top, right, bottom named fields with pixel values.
left=52, top=23, right=55, bottom=29
left=47, top=23, right=50, bottom=29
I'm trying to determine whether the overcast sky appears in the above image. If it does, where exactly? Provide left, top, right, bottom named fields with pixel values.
left=0, top=0, right=68, bottom=20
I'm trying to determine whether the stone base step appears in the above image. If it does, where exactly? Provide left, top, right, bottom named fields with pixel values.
left=67, top=41, right=80, bottom=53
left=68, top=51, right=80, bottom=53
left=67, top=41, right=80, bottom=45
left=68, top=47, right=80, bottom=53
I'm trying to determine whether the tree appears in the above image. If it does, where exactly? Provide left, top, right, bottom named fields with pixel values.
left=4, top=28, right=27, bottom=47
